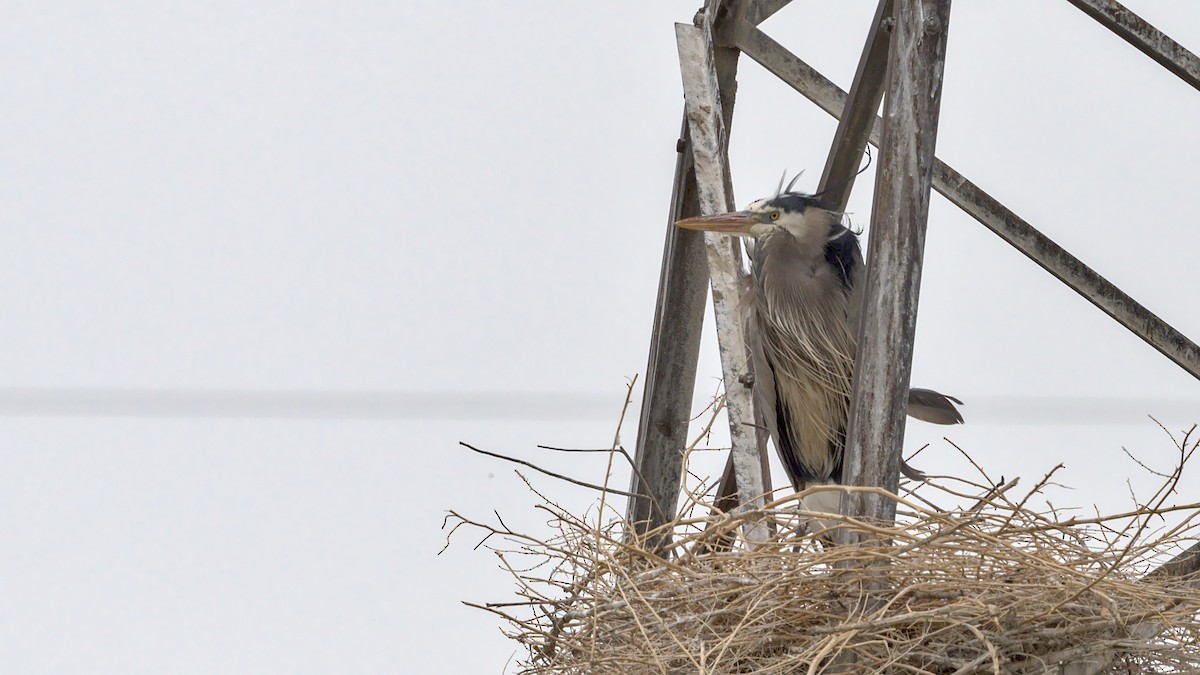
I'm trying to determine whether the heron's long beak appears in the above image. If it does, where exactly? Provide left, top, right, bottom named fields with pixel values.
left=675, top=211, right=757, bottom=234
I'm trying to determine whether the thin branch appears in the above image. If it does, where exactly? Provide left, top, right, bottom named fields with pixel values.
left=459, top=441, right=648, bottom=501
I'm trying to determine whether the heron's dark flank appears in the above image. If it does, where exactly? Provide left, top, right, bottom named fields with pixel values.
left=677, top=189, right=963, bottom=521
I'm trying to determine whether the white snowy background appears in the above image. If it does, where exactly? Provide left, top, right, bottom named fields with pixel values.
left=1, top=2, right=1198, bottom=672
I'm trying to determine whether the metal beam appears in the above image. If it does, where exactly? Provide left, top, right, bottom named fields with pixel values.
left=625, top=117, right=709, bottom=544
left=705, top=0, right=775, bottom=539
left=1146, top=539, right=1200, bottom=582
left=1064, top=0, right=1200, bottom=93
left=677, top=20, right=770, bottom=544
left=839, top=0, right=953, bottom=537
left=931, top=163, right=1200, bottom=381
left=743, top=0, right=793, bottom=26
left=815, top=0, right=893, bottom=213
left=733, top=23, right=1200, bottom=382
left=628, top=0, right=759, bottom=550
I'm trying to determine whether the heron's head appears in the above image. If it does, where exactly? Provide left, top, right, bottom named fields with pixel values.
left=675, top=192, right=839, bottom=243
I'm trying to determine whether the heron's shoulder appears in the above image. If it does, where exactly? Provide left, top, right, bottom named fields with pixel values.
left=823, top=226, right=860, bottom=290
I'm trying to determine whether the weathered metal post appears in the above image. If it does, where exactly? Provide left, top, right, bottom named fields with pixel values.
left=627, top=0, right=766, bottom=551
left=676, top=11, right=770, bottom=544
left=624, top=118, right=708, bottom=545
left=837, top=0, right=953, bottom=541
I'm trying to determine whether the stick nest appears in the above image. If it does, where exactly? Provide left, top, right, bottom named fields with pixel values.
left=447, top=428, right=1200, bottom=674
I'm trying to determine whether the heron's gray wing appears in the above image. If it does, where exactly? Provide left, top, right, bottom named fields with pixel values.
left=906, top=387, right=965, bottom=425
left=902, top=385, right=962, bottom=482
left=743, top=282, right=808, bottom=492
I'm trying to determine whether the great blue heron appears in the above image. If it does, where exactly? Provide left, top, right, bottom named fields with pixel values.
left=677, top=188, right=963, bottom=521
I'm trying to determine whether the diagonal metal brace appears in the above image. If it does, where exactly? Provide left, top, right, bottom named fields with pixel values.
left=1064, top=0, right=1200, bottom=93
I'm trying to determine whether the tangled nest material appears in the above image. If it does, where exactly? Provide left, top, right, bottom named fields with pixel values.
left=446, top=424, right=1200, bottom=674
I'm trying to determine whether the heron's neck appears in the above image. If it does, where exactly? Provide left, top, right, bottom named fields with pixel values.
left=752, top=229, right=848, bottom=326
left=755, top=229, right=827, bottom=278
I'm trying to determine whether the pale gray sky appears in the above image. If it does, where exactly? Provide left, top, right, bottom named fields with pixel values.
left=1, top=2, right=1198, bottom=673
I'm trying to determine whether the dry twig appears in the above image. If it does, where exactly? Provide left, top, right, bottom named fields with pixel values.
left=447, top=425, right=1200, bottom=674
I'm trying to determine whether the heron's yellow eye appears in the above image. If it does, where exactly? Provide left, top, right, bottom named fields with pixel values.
left=769, top=211, right=780, bottom=221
